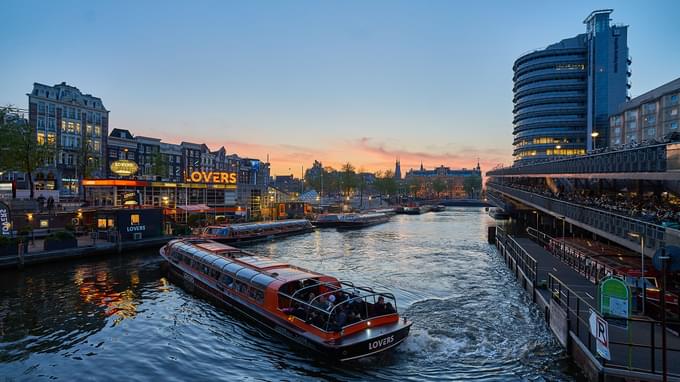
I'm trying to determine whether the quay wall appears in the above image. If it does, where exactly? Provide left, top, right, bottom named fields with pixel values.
left=493, top=227, right=604, bottom=382
left=0, top=236, right=173, bottom=269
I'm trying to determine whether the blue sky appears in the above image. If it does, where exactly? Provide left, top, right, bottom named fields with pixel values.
left=1, top=0, right=679, bottom=174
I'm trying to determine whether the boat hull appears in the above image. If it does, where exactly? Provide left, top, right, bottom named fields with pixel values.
left=162, top=255, right=411, bottom=362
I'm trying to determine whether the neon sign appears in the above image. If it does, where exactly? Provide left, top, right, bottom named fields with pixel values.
left=187, top=171, right=237, bottom=184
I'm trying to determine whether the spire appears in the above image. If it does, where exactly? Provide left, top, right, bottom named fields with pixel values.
left=420, top=161, right=424, bottom=171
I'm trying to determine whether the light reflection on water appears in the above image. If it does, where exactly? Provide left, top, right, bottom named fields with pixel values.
left=0, top=208, right=581, bottom=381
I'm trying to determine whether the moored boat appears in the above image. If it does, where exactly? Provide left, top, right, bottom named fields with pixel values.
left=403, top=205, right=432, bottom=215
left=199, top=219, right=314, bottom=244
left=430, top=205, right=446, bottom=212
left=160, top=238, right=412, bottom=361
left=335, top=212, right=391, bottom=230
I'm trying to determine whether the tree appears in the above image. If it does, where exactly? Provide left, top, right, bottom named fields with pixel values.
left=0, top=107, right=54, bottom=199
left=406, top=177, right=423, bottom=198
left=432, top=177, right=447, bottom=199
left=150, top=151, right=168, bottom=178
left=464, top=175, right=482, bottom=198
left=340, top=162, right=356, bottom=197
left=75, top=142, right=99, bottom=196
left=374, top=170, right=397, bottom=204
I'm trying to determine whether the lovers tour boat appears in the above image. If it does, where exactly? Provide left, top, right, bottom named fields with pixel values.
left=312, top=212, right=391, bottom=229
left=160, top=238, right=412, bottom=361
left=199, top=219, right=313, bottom=244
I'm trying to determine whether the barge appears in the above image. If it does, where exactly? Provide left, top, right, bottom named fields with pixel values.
left=160, top=238, right=411, bottom=361
left=199, top=219, right=314, bottom=244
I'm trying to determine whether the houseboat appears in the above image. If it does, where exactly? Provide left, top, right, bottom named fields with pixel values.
left=312, top=213, right=391, bottom=229
left=335, top=212, right=391, bottom=230
left=430, top=205, right=446, bottom=212
left=199, top=219, right=314, bottom=244
left=403, top=205, right=432, bottom=215
left=160, top=238, right=412, bottom=361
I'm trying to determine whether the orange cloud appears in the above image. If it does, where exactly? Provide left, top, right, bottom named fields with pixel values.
left=145, top=131, right=512, bottom=177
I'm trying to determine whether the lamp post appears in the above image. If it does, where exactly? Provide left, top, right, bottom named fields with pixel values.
left=531, top=210, right=539, bottom=236
left=558, top=215, right=566, bottom=257
left=627, top=231, right=646, bottom=315
left=591, top=131, right=600, bottom=151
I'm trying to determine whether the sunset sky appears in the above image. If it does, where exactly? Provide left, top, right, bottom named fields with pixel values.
left=2, top=0, right=679, bottom=176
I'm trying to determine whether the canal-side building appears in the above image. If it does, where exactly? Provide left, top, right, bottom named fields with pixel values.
left=609, top=77, right=680, bottom=146
left=88, top=130, right=270, bottom=220
left=513, top=9, right=629, bottom=163
left=404, top=162, right=482, bottom=199
left=28, top=82, right=110, bottom=196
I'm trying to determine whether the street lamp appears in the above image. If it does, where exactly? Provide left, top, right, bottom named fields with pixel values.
left=558, top=215, right=566, bottom=256
left=628, top=231, right=646, bottom=315
left=591, top=131, right=600, bottom=151
left=531, top=210, right=539, bottom=236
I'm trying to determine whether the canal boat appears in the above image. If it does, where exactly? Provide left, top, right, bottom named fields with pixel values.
left=403, top=205, right=432, bottom=215
left=335, top=212, right=391, bottom=230
left=430, top=205, right=446, bottom=212
left=199, top=219, right=314, bottom=244
left=312, top=213, right=390, bottom=229
left=159, top=238, right=412, bottom=361
left=488, top=208, right=510, bottom=220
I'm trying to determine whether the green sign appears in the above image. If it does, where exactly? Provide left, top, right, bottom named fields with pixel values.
left=598, top=276, right=630, bottom=319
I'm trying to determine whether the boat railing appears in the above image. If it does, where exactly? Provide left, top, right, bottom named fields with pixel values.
left=279, top=285, right=397, bottom=332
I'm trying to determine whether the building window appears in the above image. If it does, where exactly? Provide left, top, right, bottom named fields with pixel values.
left=646, top=128, right=656, bottom=137
left=670, top=94, right=678, bottom=104
left=614, top=127, right=621, bottom=135
left=37, top=132, right=46, bottom=145
left=98, top=218, right=107, bottom=229
left=671, top=122, right=679, bottom=130
left=47, top=117, right=56, bottom=131
left=626, top=120, right=637, bottom=130
left=131, top=214, right=140, bottom=225
left=37, top=117, right=45, bottom=128
left=643, top=103, right=657, bottom=114
left=671, top=108, right=678, bottom=117
left=625, top=110, right=638, bottom=120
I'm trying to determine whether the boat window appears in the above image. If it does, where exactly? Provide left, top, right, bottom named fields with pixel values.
left=235, top=268, right=259, bottom=283
left=221, top=274, right=234, bottom=287
left=234, top=280, right=249, bottom=294
left=251, top=274, right=275, bottom=290
left=224, top=262, right=244, bottom=275
left=209, top=267, right=220, bottom=279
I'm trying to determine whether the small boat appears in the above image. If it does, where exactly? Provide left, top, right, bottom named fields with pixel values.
left=403, top=205, right=431, bottom=215
left=160, top=238, right=412, bottom=361
left=313, top=213, right=390, bottom=229
left=488, top=208, right=510, bottom=220
left=335, top=212, right=391, bottom=230
left=200, top=219, right=314, bottom=244
left=430, top=205, right=446, bottom=212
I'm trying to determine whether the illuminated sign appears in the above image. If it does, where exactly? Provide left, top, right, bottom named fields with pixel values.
left=187, top=171, right=237, bottom=184
left=110, top=160, right=139, bottom=176
left=0, top=201, right=11, bottom=236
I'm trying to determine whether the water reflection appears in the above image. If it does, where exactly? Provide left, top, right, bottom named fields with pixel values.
left=0, top=208, right=581, bottom=381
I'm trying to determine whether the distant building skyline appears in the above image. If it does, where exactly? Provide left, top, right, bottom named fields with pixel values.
left=2, top=1, right=680, bottom=174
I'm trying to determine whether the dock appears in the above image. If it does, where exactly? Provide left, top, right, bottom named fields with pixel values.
left=0, top=235, right=173, bottom=269
left=494, top=227, right=680, bottom=382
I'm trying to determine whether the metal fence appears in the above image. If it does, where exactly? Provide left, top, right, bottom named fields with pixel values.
left=548, top=273, right=680, bottom=378
left=488, top=143, right=668, bottom=176
left=496, top=226, right=538, bottom=284
left=487, top=182, right=666, bottom=251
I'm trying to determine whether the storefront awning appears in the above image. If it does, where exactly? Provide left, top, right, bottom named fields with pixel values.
left=177, top=204, right=211, bottom=212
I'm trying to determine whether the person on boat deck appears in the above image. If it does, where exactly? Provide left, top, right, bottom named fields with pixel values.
left=373, top=296, right=395, bottom=316
left=327, top=294, right=336, bottom=309
left=330, top=304, right=347, bottom=331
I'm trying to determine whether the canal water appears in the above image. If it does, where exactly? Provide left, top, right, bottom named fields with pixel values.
left=0, top=208, right=581, bottom=381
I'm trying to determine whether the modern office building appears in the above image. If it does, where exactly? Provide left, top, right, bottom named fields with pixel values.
left=513, top=9, right=629, bottom=163
left=609, top=77, right=680, bottom=146
left=28, top=82, right=109, bottom=195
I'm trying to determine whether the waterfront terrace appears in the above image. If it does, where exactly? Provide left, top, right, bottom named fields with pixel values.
left=487, top=142, right=680, bottom=256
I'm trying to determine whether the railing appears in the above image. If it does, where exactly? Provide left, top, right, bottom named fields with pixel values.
left=487, top=143, right=668, bottom=176
left=527, top=227, right=616, bottom=284
left=487, top=182, right=666, bottom=251
left=279, top=281, right=399, bottom=333
left=548, top=273, right=680, bottom=378
left=496, top=226, right=538, bottom=284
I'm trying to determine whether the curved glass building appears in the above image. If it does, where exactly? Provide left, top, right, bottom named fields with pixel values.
left=512, top=10, right=629, bottom=164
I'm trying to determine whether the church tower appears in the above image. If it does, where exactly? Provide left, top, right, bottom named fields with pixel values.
left=394, top=158, right=402, bottom=179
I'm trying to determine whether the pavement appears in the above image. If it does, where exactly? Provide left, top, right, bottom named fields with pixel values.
left=513, top=236, right=680, bottom=378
